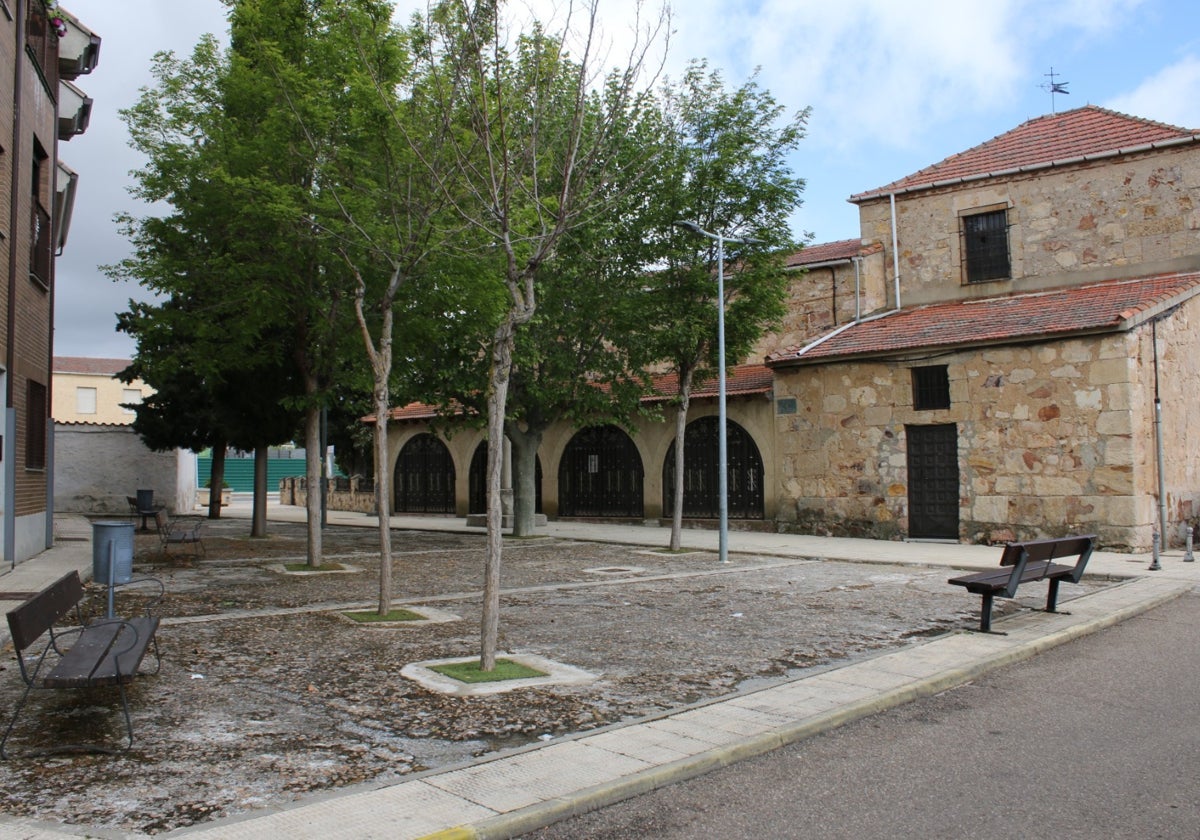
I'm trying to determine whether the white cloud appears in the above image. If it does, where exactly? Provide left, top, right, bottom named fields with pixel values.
left=1106, top=55, right=1200, bottom=129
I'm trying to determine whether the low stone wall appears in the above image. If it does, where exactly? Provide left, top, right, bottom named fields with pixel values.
left=279, top=476, right=377, bottom=514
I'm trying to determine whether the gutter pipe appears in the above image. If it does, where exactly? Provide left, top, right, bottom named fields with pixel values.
left=890, top=192, right=901, bottom=309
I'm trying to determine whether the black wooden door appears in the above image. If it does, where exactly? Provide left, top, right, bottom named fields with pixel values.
left=906, top=424, right=959, bottom=539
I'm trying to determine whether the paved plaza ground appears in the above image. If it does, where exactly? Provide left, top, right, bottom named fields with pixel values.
left=0, top=515, right=1103, bottom=835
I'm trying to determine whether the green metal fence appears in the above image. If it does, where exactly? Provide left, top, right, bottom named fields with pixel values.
left=197, top=452, right=335, bottom=492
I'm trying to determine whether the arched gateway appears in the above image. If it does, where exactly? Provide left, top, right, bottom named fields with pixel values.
left=663, top=416, right=764, bottom=520
left=558, top=425, right=644, bottom=518
left=394, top=434, right=455, bottom=514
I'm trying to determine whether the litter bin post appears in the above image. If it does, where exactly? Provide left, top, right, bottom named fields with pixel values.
left=92, top=521, right=135, bottom=586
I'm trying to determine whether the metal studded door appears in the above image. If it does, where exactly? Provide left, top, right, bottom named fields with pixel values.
left=906, top=424, right=960, bottom=540
left=662, top=417, right=765, bottom=520
left=468, top=442, right=542, bottom=515
left=558, top=425, right=644, bottom=518
left=394, top=434, right=456, bottom=514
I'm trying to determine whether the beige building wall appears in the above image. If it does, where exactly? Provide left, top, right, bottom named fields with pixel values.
left=52, top=370, right=151, bottom=425
left=856, top=144, right=1200, bottom=307
left=384, top=394, right=779, bottom=524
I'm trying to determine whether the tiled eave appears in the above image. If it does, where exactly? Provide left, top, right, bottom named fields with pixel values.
left=850, top=134, right=1200, bottom=204
left=767, top=272, right=1200, bottom=368
left=851, top=106, right=1200, bottom=203
left=365, top=364, right=774, bottom=425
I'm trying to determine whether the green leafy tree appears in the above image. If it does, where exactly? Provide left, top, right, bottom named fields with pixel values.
left=643, top=60, right=809, bottom=551
left=502, top=212, right=660, bottom=537
left=412, top=0, right=668, bottom=669
left=258, top=0, right=501, bottom=613
left=111, top=2, right=357, bottom=560
left=109, top=33, right=304, bottom=529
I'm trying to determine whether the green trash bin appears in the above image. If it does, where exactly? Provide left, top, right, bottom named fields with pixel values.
left=92, top=520, right=135, bottom=585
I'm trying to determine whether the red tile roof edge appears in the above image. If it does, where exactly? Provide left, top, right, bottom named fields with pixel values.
left=766, top=271, right=1200, bottom=367
left=366, top=364, right=774, bottom=424
left=851, top=105, right=1200, bottom=203
left=52, top=356, right=132, bottom=375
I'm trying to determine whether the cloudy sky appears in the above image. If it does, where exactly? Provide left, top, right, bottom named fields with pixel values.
left=55, top=0, right=1200, bottom=359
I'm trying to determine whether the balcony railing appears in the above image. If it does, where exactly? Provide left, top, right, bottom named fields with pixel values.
left=30, top=204, right=52, bottom=289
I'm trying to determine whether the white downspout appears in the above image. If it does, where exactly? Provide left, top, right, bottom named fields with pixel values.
left=853, top=256, right=862, bottom=321
left=890, top=192, right=901, bottom=309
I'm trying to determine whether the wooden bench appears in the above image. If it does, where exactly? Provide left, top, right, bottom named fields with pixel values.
left=154, top=508, right=206, bottom=556
left=948, top=535, right=1096, bottom=633
left=2, top=571, right=162, bottom=757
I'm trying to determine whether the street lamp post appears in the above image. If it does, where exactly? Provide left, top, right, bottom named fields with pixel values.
left=674, top=221, right=759, bottom=564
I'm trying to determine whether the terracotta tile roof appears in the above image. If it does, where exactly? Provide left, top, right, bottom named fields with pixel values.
left=52, top=356, right=132, bottom=375
left=369, top=364, right=774, bottom=424
left=768, top=271, right=1200, bottom=366
left=643, top=363, right=773, bottom=402
left=851, top=106, right=1200, bottom=202
left=785, top=239, right=862, bottom=268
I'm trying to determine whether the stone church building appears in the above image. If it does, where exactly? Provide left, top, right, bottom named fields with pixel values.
left=382, top=106, right=1200, bottom=551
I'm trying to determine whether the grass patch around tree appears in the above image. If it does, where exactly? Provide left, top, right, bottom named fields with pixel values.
left=429, top=658, right=548, bottom=684
left=342, top=607, right=426, bottom=623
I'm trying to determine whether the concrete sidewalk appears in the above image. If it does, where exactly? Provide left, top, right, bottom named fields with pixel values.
left=1, top=508, right=1196, bottom=839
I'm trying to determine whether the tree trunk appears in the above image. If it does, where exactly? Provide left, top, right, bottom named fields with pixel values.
left=207, top=441, right=227, bottom=520
left=251, top=444, right=268, bottom=537
left=506, top=422, right=543, bottom=538
left=669, top=366, right=696, bottom=551
left=373, top=388, right=394, bottom=615
left=481, top=316, right=517, bottom=671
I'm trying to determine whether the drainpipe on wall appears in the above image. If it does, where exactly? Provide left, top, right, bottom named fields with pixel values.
left=853, top=256, right=862, bottom=321
left=5, top=0, right=29, bottom=569
left=1151, top=320, right=1168, bottom=563
left=889, top=192, right=901, bottom=309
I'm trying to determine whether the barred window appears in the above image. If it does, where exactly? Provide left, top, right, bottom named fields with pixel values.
left=912, top=366, right=950, bottom=411
left=962, top=209, right=1010, bottom=284
left=26, top=380, right=47, bottom=469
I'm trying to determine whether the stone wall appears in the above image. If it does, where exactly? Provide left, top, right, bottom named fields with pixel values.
left=856, top=144, right=1200, bottom=307
left=753, top=249, right=891, bottom=359
left=770, top=303, right=1200, bottom=551
left=279, top=476, right=378, bottom=514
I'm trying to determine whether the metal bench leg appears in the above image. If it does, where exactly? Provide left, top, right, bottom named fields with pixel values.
left=1044, top=578, right=1071, bottom=616
left=116, top=683, right=135, bottom=752
left=979, top=592, right=994, bottom=633
left=0, top=682, right=36, bottom=760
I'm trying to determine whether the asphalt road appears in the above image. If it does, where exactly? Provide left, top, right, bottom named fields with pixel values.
left=524, top=590, right=1200, bottom=839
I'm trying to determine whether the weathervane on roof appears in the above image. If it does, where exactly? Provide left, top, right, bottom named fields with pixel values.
left=1040, top=67, right=1070, bottom=113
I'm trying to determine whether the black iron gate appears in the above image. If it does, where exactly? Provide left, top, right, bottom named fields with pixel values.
left=468, top=442, right=542, bottom=515
left=662, top=417, right=765, bottom=519
left=906, top=423, right=959, bottom=539
left=558, top=425, right=644, bottom=518
left=394, top=434, right=455, bottom=514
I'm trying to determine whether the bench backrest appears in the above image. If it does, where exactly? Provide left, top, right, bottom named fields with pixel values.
left=5, top=571, right=85, bottom=653
left=999, top=535, right=1096, bottom=567
left=154, top=508, right=170, bottom=534
left=998, top=535, right=1096, bottom=597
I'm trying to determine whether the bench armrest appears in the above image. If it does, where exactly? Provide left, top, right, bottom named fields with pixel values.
left=114, top=576, right=166, bottom=615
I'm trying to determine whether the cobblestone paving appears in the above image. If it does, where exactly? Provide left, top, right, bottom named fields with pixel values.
left=0, top=519, right=1102, bottom=834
